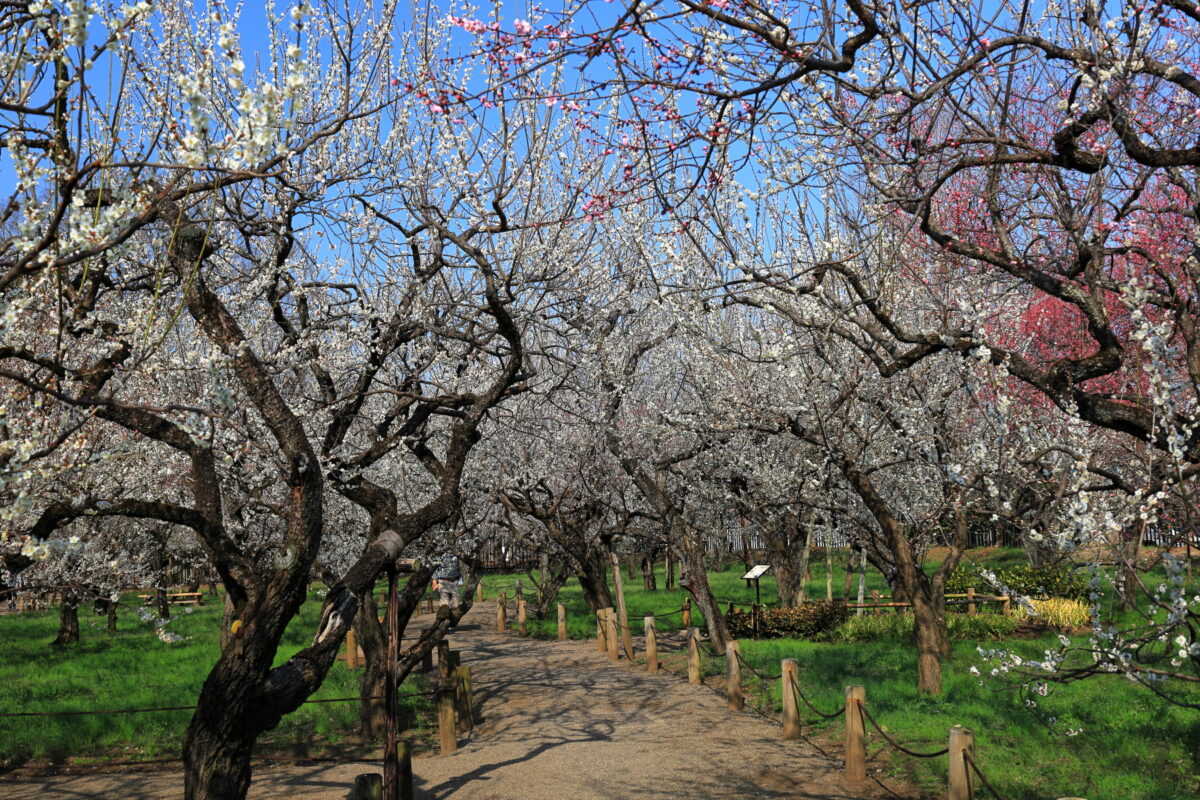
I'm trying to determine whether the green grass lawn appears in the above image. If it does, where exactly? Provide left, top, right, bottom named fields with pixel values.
left=0, top=590, right=432, bottom=766
left=487, top=548, right=1200, bottom=800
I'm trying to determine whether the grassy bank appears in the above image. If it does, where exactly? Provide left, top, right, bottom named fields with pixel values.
left=0, top=591, right=432, bottom=766
left=485, top=548, right=1200, bottom=800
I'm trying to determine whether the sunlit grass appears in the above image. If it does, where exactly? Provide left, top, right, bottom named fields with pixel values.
left=487, top=548, right=1200, bottom=800
left=0, top=590, right=431, bottom=764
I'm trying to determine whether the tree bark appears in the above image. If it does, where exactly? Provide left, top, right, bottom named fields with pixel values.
left=575, top=548, right=614, bottom=612
left=640, top=554, right=657, bottom=591
left=52, top=594, right=80, bottom=645
left=677, top=524, right=731, bottom=655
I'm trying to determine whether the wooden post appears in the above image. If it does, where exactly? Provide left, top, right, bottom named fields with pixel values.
left=681, top=598, right=692, bottom=628
left=645, top=614, right=658, bottom=673
left=437, top=641, right=451, bottom=681
left=517, top=594, right=527, bottom=637
left=610, top=551, right=634, bottom=660
left=948, top=725, right=975, bottom=800
left=605, top=606, right=618, bottom=661
left=476, top=581, right=484, bottom=603
left=383, top=570, right=400, bottom=800
left=496, top=592, right=506, bottom=632
left=438, top=684, right=457, bottom=755
left=354, top=774, right=383, bottom=800
left=967, top=587, right=976, bottom=616
left=870, top=590, right=882, bottom=616
left=781, top=659, right=800, bottom=739
left=1002, top=596, right=1011, bottom=615
left=596, top=609, right=607, bottom=651
left=687, top=626, right=702, bottom=685
left=726, top=641, right=743, bottom=711
left=397, top=742, right=413, bottom=800
left=557, top=603, right=568, bottom=640
left=845, top=685, right=866, bottom=785
left=751, top=603, right=760, bottom=637
left=454, top=665, right=472, bottom=734
left=346, top=628, right=359, bottom=670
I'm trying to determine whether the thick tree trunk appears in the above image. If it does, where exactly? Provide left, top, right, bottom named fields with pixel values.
left=355, top=593, right=388, bottom=738
left=531, top=564, right=570, bottom=619
left=911, top=592, right=949, bottom=694
left=156, top=586, right=171, bottom=620
left=678, top=525, right=731, bottom=655
left=106, top=600, right=118, bottom=632
left=52, top=594, right=80, bottom=645
left=575, top=549, right=614, bottom=612
left=665, top=548, right=675, bottom=589
left=640, top=554, right=657, bottom=591
left=843, top=550, right=855, bottom=601
left=766, top=510, right=809, bottom=608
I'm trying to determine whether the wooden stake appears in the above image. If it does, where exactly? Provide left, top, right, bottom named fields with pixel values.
left=383, top=570, right=401, bottom=800
left=557, top=603, right=567, bottom=640
left=726, top=641, right=743, bottom=711
left=681, top=598, right=692, bottom=628
left=454, top=665, right=472, bottom=734
left=781, top=659, right=800, bottom=739
left=437, top=641, right=451, bottom=682
left=421, top=648, right=433, bottom=673
left=644, top=614, right=658, bottom=674
left=948, top=725, right=975, bottom=800
left=476, top=582, right=484, bottom=603
left=438, top=685, right=457, bottom=755
left=610, top=551, right=634, bottom=660
left=845, top=685, right=866, bottom=785
left=596, top=609, right=606, bottom=651
left=967, top=587, right=976, bottom=616
left=397, top=742, right=413, bottom=800
left=605, top=606, right=618, bottom=661
left=517, top=594, right=527, bottom=637
left=687, top=626, right=701, bottom=685
left=496, top=592, right=506, bottom=632
left=346, top=628, right=359, bottom=670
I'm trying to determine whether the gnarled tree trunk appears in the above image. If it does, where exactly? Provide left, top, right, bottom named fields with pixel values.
left=52, top=593, right=80, bottom=645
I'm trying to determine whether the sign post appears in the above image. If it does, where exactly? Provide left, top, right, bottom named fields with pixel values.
left=741, top=564, right=771, bottom=606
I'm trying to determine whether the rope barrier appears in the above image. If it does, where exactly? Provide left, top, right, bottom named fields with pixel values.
left=965, top=751, right=1009, bottom=800
left=789, top=672, right=845, bottom=720
left=733, top=651, right=782, bottom=681
left=858, top=701, right=948, bottom=758
left=0, top=690, right=438, bottom=718
left=3, top=751, right=386, bottom=774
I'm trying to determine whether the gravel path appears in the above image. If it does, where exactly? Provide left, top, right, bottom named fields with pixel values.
left=1, top=603, right=895, bottom=799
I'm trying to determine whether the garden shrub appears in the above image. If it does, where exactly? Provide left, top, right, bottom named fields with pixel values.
left=727, top=601, right=849, bottom=639
left=828, top=612, right=1018, bottom=642
left=946, top=561, right=1087, bottom=602
left=1018, top=598, right=1090, bottom=631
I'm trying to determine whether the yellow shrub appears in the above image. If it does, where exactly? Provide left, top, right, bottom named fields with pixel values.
left=1019, top=597, right=1089, bottom=630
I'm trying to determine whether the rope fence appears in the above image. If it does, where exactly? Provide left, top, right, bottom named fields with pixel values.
left=965, top=751, right=1010, bottom=800
left=0, top=691, right=440, bottom=719
left=567, top=603, right=1039, bottom=800
left=858, top=699, right=948, bottom=758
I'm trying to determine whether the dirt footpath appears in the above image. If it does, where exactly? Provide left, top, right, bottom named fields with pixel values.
left=1, top=604, right=894, bottom=799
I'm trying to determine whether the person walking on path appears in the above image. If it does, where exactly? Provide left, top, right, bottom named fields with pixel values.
left=432, top=552, right=462, bottom=611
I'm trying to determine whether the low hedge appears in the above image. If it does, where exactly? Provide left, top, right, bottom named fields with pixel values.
left=946, top=561, right=1087, bottom=602
left=727, top=601, right=849, bottom=639
left=829, top=612, right=1019, bottom=642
